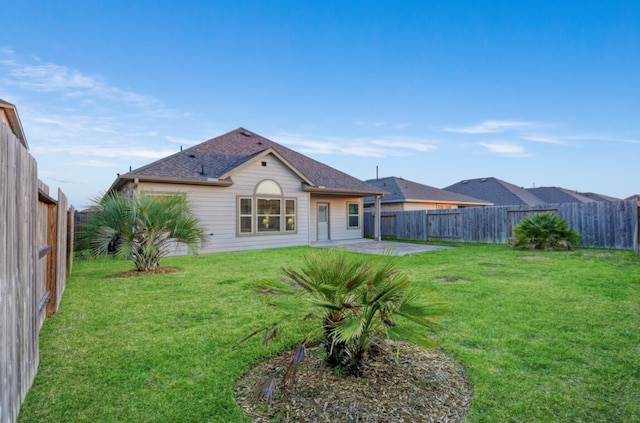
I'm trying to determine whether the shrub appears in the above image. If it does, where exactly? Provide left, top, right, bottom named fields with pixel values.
left=246, top=249, right=450, bottom=378
left=512, top=211, right=581, bottom=251
left=79, top=192, right=205, bottom=271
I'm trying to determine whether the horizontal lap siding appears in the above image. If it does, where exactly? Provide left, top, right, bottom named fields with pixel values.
left=137, top=154, right=310, bottom=254
left=311, top=196, right=363, bottom=241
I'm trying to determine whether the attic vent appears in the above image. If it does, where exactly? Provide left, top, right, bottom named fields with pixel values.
left=480, top=178, right=488, bottom=182
left=462, top=180, right=469, bottom=184
left=256, top=141, right=263, bottom=145
left=261, top=161, right=267, bottom=167
left=240, top=131, right=251, bottom=137
left=188, top=154, right=196, bottom=158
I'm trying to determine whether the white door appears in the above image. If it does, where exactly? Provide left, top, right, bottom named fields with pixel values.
left=317, top=203, right=329, bottom=241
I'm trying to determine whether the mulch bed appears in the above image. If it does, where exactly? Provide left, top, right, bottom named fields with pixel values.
left=235, top=343, right=473, bottom=422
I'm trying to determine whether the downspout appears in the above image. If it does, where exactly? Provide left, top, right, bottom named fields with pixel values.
left=375, top=195, right=382, bottom=242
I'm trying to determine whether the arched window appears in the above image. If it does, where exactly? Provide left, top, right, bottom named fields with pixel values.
left=238, top=180, right=296, bottom=235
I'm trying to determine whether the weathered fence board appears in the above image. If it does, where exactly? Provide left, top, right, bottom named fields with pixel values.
left=365, top=200, right=639, bottom=252
left=1, top=115, right=71, bottom=423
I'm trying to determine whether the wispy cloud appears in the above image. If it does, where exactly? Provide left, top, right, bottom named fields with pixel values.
left=521, top=135, right=567, bottom=145
left=0, top=50, right=174, bottom=117
left=480, top=142, right=532, bottom=157
left=445, top=120, right=539, bottom=134
left=276, top=133, right=437, bottom=158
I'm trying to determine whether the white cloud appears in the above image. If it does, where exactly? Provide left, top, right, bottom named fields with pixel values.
left=480, top=142, right=531, bottom=157
left=445, top=120, right=538, bottom=134
left=276, top=133, right=437, bottom=158
left=522, top=135, right=567, bottom=144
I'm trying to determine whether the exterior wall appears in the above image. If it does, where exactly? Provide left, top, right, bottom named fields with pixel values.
left=134, top=153, right=311, bottom=254
left=310, top=195, right=364, bottom=242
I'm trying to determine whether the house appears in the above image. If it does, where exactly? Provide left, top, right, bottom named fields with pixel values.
left=107, top=128, right=385, bottom=254
left=527, top=187, right=620, bottom=204
left=363, top=176, right=492, bottom=211
left=443, top=177, right=544, bottom=206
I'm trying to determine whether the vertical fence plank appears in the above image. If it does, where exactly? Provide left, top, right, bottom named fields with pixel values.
left=366, top=200, right=638, bottom=251
left=0, top=113, right=71, bottom=423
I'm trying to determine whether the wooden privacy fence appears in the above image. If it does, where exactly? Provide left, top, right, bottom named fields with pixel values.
left=364, top=200, right=639, bottom=252
left=1, top=121, right=74, bottom=423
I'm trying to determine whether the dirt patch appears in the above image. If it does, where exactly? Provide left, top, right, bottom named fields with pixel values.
left=433, top=276, right=469, bottom=284
left=108, top=267, right=178, bottom=278
left=235, top=343, right=473, bottom=422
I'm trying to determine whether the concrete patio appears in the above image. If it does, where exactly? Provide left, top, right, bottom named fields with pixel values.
left=311, top=239, right=452, bottom=256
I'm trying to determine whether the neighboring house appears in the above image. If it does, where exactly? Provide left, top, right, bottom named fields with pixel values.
left=107, top=128, right=385, bottom=254
left=443, top=177, right=544, bottom=206
left=527, top=187, right=620, bottom=204
left=363, top=176, right=492, bottom=211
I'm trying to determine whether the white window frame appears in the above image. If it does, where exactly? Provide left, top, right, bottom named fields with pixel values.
left=347, top=202, right=360, bottom=229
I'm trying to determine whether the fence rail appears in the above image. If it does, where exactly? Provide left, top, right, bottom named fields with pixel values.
left=1, top=120, right=73, bottom=423
left=365, top=200, right=639, bottom=252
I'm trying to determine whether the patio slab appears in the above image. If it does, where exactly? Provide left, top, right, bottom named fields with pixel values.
left=312, top=240, right=452, bottom=256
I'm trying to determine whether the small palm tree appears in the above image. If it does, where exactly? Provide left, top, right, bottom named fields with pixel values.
left=512, top=211, right=580, bottom=251
left=280, top=249, right=450, bottom=376
left=80, top=192, right=205, bottom=271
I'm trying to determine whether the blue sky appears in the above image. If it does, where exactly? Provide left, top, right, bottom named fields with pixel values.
left=2, top=1, right=638, bottom=208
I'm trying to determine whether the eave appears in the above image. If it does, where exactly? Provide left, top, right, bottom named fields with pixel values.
left=303, top=185, right=385, bottom=197
left=109, top=174, right=234, bottom=192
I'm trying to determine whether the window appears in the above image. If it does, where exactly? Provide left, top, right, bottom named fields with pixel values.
left=257, top=198, right=281, bottom=232
left=285, top=199, right=296, bottom=231
left=348, top=202, right=360, bottom=229
left=237, top=180, right=296, bottom=235
left=239, top=198, right=252, bottom=233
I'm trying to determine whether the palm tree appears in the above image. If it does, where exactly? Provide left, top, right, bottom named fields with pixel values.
left=282, top=249, right=450, bottom=376
left=512, top=211, right=581, bottom=251
left=80, top=192, right=205, bottom=271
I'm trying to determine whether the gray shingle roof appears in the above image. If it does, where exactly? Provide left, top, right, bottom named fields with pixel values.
left=364, top=177, right=491, bottom=206
left=526, top=187, right=600, bottom=204
left=111, top=128, right=383, bottom=195
left=443, top=177, right=544, bottom=206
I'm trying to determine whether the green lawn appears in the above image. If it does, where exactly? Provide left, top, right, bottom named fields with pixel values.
left=18, top=244, right=640, bottom=422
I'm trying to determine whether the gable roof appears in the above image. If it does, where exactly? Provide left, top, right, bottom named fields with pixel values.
left=527, top=187, right=619, bottom=204
left=0, top=98, right=28, bottom=148
left=109, top=128, right=384, bottom=196
left=364, top=176, right=492, bottom=206
left=443, top=177, right=544, bottom=206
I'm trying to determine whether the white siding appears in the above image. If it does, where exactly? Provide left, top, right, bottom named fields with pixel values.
left=135, top=153, right=311, bottom=254
left=310, top=196, right=364, bottom=241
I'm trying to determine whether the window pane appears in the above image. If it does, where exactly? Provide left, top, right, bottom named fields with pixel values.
left=240, top=216, right=252, bottom=233
left=257, top=198, right=280, bottom=215
left=286, top=216, right=295, bottom=231
left=258, top=216, right=280, bottom=232
left=240, top=198, right=252, bottom=214
left=349, top=216, right=359, bottom=228
left=256, top=180, right=282, bottom=195
left=349, top=203, right=359, bottom=214
left=286, top=199, right=295, bottom=214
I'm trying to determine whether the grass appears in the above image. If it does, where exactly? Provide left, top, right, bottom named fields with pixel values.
left=18, top=244, right=640, bottom=422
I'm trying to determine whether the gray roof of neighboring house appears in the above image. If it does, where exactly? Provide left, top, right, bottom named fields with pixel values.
left=527, top=187, right=620, bottom=203
left=0, top=98, right=28, bottom=148
left=443, top=177, right=545, bottom=206
left=364, top=176, right=491, bottom=206
left=109, top=128, right=384, bottom=195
